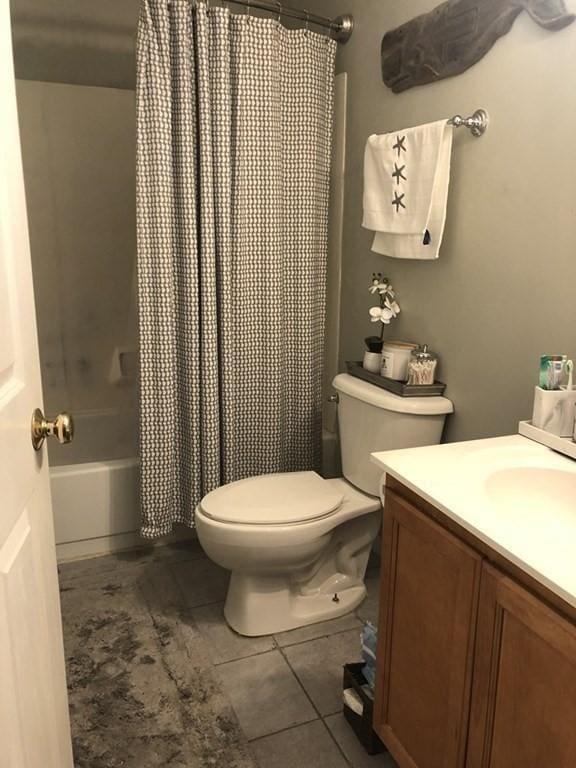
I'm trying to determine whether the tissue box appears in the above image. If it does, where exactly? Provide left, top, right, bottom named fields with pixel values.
left=532, top=386, right=576, bottom=438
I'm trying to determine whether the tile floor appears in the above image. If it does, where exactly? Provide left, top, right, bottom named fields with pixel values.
left=58, top=538, right=397, bottom=768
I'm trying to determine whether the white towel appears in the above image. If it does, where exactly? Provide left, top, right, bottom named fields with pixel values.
left=362, top=120, right=453, bottom=260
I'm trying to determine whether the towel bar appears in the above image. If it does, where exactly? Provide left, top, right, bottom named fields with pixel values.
left=448, top=109, right=488, bottom=137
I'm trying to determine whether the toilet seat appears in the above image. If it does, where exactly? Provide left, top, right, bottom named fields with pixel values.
left=199, top=471, right=344, bottom=526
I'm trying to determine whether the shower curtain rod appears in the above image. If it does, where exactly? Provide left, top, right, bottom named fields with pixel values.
left=208, top=0, right=354, bottom=42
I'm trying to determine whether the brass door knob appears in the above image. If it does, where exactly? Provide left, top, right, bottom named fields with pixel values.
left=31, top=409, right=74, bottom=451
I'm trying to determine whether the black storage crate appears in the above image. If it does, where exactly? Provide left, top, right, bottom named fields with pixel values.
left=342, top=662, right=385, bottom=755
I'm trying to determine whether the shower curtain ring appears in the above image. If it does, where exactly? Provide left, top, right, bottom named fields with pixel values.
left=276, top=2, right=282, bottom=22
left=246, top=0, right=251, bottom=16
left=305, top=10, right=310, bottom=33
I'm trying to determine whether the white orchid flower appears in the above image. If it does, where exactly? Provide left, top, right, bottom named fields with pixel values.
left=379, top=307, right=394, bottom=323
left=369, top=280, right=382, bottom=294
left=369, top=306, right=394, bottom=325
left=368, top=274, right=400, bottom=330
left=370, top=274, right=390, bottom=294
left=384, top=297, right=401, bottom=316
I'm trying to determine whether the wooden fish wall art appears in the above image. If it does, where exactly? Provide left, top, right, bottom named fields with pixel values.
left=381, top=0, right=575, bottom=93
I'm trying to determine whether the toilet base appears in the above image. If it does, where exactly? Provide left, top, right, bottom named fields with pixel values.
left=224, top=571, right=368, bottom=637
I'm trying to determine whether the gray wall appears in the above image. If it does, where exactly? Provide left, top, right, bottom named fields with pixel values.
left=11, top=0, right=139, bottom=88
left=309, top=0, right=576, bottom=442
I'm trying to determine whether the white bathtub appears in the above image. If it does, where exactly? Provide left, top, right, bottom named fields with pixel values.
left=50, top=457, right=141, bottom=562
left=50, top=429, right=341, bottom=562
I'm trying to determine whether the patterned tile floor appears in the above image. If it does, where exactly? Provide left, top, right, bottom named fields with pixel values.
left=58, top=539, right=397, bottom=768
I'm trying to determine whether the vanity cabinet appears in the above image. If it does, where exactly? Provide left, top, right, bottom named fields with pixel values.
left=373, top=483, right=576, bottom=768
left=467, top=565, right=576, bottom=768
left=373, top=490, right=482, bottom=768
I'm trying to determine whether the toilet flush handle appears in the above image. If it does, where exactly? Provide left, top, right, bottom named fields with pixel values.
left=327, top=393, right=339, bottom=403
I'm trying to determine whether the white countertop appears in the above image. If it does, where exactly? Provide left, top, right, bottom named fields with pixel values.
left=371, top=435, right=576, bottom=610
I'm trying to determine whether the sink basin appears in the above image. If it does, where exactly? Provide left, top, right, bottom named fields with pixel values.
left=371, top=435, right=576, bottom=609
left=485, top=467, right=576, bottom=517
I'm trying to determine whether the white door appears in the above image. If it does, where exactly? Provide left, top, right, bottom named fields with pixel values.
left=0, top=6, right=73, bottom=768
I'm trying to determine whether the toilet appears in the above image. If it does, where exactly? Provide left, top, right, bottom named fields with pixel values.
left=195, top=373, right=453, bottom=636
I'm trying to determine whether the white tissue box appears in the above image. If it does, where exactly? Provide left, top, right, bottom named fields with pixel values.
left=531, top=386, right=576, bottom=438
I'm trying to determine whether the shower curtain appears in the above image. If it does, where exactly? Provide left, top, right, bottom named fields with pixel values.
left=136, top=0, right=336, bottom=537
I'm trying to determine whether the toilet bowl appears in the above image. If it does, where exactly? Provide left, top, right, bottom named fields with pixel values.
left=196, top=373, right=453, bottom=636
left=196, top=473, right=381, bottom=636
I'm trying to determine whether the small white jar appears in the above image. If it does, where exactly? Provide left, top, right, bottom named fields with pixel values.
left=363, top=351, right=382, bottom=374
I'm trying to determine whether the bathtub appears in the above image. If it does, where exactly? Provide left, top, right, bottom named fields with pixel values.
left=51, top=428, right=341, bottom=562
left=51, top=457, right=142, bottom=562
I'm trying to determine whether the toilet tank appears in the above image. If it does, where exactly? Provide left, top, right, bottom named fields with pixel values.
left=332, top=373, right=453, bottom=496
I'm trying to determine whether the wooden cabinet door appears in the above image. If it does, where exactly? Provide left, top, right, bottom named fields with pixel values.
left=467, top=564, right=576, bottom=768
left=374, top=491, right=482, bottom=768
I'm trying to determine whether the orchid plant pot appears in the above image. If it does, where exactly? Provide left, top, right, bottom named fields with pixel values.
left=363, top=351, right=382, bottom=373
left=365, top=336, right=384, bottom=353
left=363, top=274, right=401, bottom=374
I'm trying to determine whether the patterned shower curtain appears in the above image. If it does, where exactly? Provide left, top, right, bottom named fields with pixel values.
left=136, top=0, right=336, bottom=538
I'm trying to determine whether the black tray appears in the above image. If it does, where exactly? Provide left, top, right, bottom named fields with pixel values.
left=346, top=361, right=446, bottom=397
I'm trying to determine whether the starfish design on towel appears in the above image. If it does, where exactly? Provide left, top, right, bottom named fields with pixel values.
left=392, top=135, right=407, bottom=156
left=391, top=163, right=406, bottom=185
left=392, top=192, right=406, bottom=212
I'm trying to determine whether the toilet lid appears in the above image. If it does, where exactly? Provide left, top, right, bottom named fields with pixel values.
left=200, top=471, right=344, bottom=525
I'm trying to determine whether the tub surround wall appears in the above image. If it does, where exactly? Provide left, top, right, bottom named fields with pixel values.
left=308, top=0, right=576, bottom=443
left=16, top=79, right=138, bottom=467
